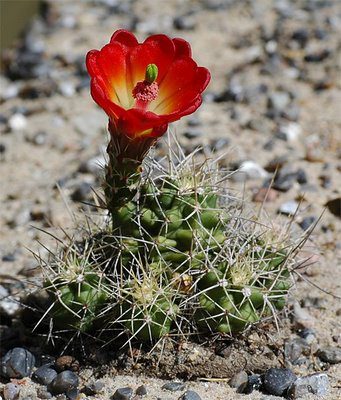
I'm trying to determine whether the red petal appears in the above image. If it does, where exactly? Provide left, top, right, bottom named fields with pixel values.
left=90, top=77, right=126, bottom=119
left=128, top=34, right=175, bottom=87
left=173, top=38, right=192, bottom=57
left=95, top=42, right=133, bottom=108
left=154, top=66, right=210, bottom=117
left=110, top=29, right=139, bottom=47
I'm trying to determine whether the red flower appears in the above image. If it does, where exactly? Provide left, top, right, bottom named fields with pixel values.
left=86, top=29, right=210, bottom=139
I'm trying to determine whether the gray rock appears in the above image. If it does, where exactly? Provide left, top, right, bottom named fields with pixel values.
left=48, top=371, right=79, bottom=395
left=318, top=347, right=341, bottom=364
left=272, top=172, right=297, bottom=192
left=162, top=382, right=186, bottom=392
left=244, top=374, right=262, bottom=394
left=173, top=15, right=196, bottom=30
left=33, top=365, right=58, bottom=385
left=1, top=347, right=36, bottom=379
left=184, top=129, right=203, bottom=139
left=268, top=91, right=291, bottom=113
left=287, top=373, right=329, bottom=398
left=71, top=109, right=106, bottom=137
left=135, top=385, right=147, bottom=396
left=299, top=216, right=316, bottom=231
left=263, top=368, right=297, bottom=396
left=179, top=390, right=202, bottom=400
left=228, top=371, right=248, bottom=393
left=278, top=200, right=299, bottom=216
left=85, top=380, right=105, bottom=395
left=3, top=383, right=20, bottom=400
left=260, top=396, right=283, bottom=400
left=297, top=328, right=317, bottom=345
left=238, top=161, right=268, bottom=180
left=36, top=387, right=52, bottom=399
left=284, top=338, right=310, bottom=365
left=276, top=123, right=301, bottom=142
left=71, top=182, right=93, bottom=202
left=112, top=387, right=133, bottom=400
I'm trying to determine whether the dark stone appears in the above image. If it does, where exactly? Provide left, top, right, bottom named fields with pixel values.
left=292, top=28, right=309, bottom=48
left=112, top=387, right=133, bottom=400
left=304, top=49, right=330, bottom=62
left=272, top=172, right=296, bottom=192
left=2, top=253, right=16, bottom=262
left=296, top=168, right=308, bottom=184
left=71, top=182, right=92, bottom=202
left=85, top=380, right=105, bottom=395
left=284, top=338, right=310, bottom=365
left=0, top=347, right=36, bottom=379
left=65, top=389, right=79, bottom=400
left=179, top=390, right=202, bottom=400
left=299, top=216, right=317, bottom=231
left=244, top=374, right=262, bottom=394
left=33, top=365, right=57, bottom=385
left=173, top=15, right=196, bottom=30
left=48, top=371, right=79, bottom=395
left=325, top=197, right=340, bottom=217
left=135, top=385, right=147, bottom=396
left=263, top=368, right=297, bottom=396
left=228, top=371, right=248, bottom=393
left=184, top=129, right=203, bottom=139
left=209, top=137, right=230, bottom=151
left=317, top=347, right=341, bottom=364
left=0, top=143, right=6, bottom=154
left=162, top=382, right=186, bottom=392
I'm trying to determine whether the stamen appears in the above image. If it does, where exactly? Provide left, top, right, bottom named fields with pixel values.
left=132, top=81, right=159, bottom=102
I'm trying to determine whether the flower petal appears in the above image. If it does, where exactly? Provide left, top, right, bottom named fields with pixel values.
left=173, top=38, right=192, bottom=57
left=110, top=29, right=139, bottom=47
left=129, top=35, right=176, bottom=87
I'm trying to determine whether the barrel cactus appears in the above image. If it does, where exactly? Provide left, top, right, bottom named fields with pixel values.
left=42, top=29, right=296, bottom=346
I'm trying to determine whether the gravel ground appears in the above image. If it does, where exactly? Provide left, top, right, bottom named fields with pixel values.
left=0, top=0, right=340, bottom=399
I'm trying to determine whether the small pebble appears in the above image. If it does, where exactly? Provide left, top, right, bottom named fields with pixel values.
left=71, top=182, right=93, bottom=202
left=276, top=123, right=301, bottom=142
left=238, top=160, right=268, bottom=180
left=299, top=216, right=317, bottom=231
left=162, top=382, right=186, bottom=392
left=85, top=380, right=105, bottom=395
left=112, top=387, right=133, bottom=400
left=178, top=390, right=201, bottom=400
left=297, top=328, right=317, bottom=345
left=278, top=200, right=299, bottom=216
left=0, top=347, right=36, bottom=379
left=135, top=385, right=147, bottom=396
left=55, top=356, right=79, bottom=372
left=3, top=383, right=20, bottom=400
left=8, top=113, right=27, bottom=132
left=37, top=387, right=52, bottom=399
left=263, top=368, right=297, bottom=396
left=317, top=347, right=341, bottom=364
left=48, top=370, right=79, bottom=395
left=244, top=374, right=262, bottom=394
left=253, top=187, right=278, bottom=203
left=33, top=365, right=57, bottom=385
left=284, top=338, right=310, bottom=364
left=228, top=370, right=248, bottom=393
left=287, top=373, right=329, bottom=398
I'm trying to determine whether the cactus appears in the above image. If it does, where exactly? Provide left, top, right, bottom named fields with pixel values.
left=44, top=141, right=295, bottom=344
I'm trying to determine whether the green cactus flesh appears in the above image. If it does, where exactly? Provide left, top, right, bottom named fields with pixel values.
left=48, top=174, right=293, bottom=342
